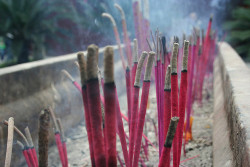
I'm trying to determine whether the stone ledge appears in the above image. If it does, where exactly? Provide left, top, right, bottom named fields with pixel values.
left=216, top=42, right=250, bottom=166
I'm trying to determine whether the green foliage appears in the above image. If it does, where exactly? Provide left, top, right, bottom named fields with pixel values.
left=224, top=0, right=250, bottom=60
left=0, top=0, right=133, bottom=66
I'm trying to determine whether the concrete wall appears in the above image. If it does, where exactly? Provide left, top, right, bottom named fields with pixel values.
left=0, top=44, right=126, bottom=165
left=213, top=42, right=250, bottom=167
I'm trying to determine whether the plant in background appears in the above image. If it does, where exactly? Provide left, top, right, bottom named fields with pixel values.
left=224, top=0, right=250, bottom=61
left=0, top=0, right=83, bottom=64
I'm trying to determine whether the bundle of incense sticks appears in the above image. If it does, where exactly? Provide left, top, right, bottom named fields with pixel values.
left=3, top=119, right=39, bottom=167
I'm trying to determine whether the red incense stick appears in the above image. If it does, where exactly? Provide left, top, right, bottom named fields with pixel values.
left=24, top=127, right=38, bottom=167
left=86, top=45, right=106, bottom=167
left=102, top=13, right=126, bottom=71
left=129, top=52, right=148, bottom=167
left=17, top=140, right=32, bottom=167
left=133, top=51, right=155, bottom=167
left=103, top=46, right=117, bottom=166
left=48, top=107, right=65, bottom=167
left=163, top=65, right=171, bottom=140
left=77, top=52, right=95, bottom=166
left=57, top=118, right=68, bottom=167
left=177, top=41, right=189, bottom=166
left=158, top=117, right=179, bottom=167
left=170, top=43, right=179, bottom=167
left=115, top=3, right=132, bottom=67
left=125, top=67, right=132, bottom=131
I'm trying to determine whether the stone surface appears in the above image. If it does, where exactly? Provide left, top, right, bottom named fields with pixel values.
left=215, top=42, right=250, bottom=166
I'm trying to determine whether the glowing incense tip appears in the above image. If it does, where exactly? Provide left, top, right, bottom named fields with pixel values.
left=182, top=40, right=189, bottom=71
left=24, top=127, right=34, bottom=147
left=133, top=39, right=138, bottom=63
left=102, top=13, right=116, bottom=27
left=114, top=3, right=125, bottom=20
left=171, top=43, right=179, bottom=74
left=104, top=46, right=114, bottom=83
left=77, top=52, right=87, bottom=86
left=86, top=44, right=99, bottom=80
left=164, top=65, right=171, bottom=90
left=164, top=117, right=179, bottom=148
left=61, top=70, right=74, bottom=82
left=144, top=51, right=155, bottom=81
left=134, top=51, right=148, bottom=87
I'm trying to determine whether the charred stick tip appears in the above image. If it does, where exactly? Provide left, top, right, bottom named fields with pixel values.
left=134, top=51, right=148, bottom=87
left=77, top=52, right=87, bottom=86
left=114, top=3, right=125, bottom=20
left=144, top=51, right=155, bottom=81
left=104, top=46, right=114, bottom=83
left=86, top=44, right=99, bottom=80
left=171, top=43, right=179, bottom=73
left=133, top=39, right=138, bottom=63
left=182, top=40, right=189, bottom=71
left=61, top=70, right=74, bottom=82
left=102, top=13, right=116, bottom=27
left=24, top=127, right=34, bottom=147
left=164, top=117, right=179, bottom=148
left=164, top=65, right=171, bottom=90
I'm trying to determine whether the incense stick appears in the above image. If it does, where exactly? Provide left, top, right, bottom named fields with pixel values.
left=57, top=118, right=68, bottom=167
left=102, top=13, right=126, bottom=71
left=133, top=51, right=155, bottom=167
left=24, top=127, right=38, bottom=167
left=177, top=40, right=189, bottom=166
left=114, top=3, right=132, bottom=67
left=86, top=44, right=106, bottom=167
left=39, top=110, right=50, bottom=167
left=159, top=117, right=179, bottom=167
left=103, top=46, right=117, bottom=166
left=171, top=43, right=179, bottom=167
left=129, top=51, right=147, bottom=167
left=4, top=117, right=14, bottom=167
left=77, top=52, right=96, bottom=166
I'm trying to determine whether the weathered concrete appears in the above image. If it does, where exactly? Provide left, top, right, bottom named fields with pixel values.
left=214, top=42, right=250, bottom=167
left=0, top=44, right=126, bottom=165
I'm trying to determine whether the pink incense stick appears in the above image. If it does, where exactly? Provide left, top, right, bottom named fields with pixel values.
left=129, top=52, right=147, bottom=167
left=102, top=13, right=126, bottom=71
left=158, top=117, right=179, bottom=167
left=133, top=51, right=155, bottom=167
left=115, top=3, right=132, bottom=67
left=170, top=43, right=179, bottom=167
left=86, top=45, right=106, bottom=167
left=77, top=53, right=95, bottom=166
left=125, top=67, right=132, bottom=131
left=163, top=65, right=171, bottom=141
left=55, top=133, right=66, bottom=167
left=103, top=47, right=117, bottom=167
left=132, top=0, right=142, bottom=52
left=177, top=41, right=189, bottom=166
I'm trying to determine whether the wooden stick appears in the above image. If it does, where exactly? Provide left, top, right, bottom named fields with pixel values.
left=4, top=117, right=14, bottom=167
